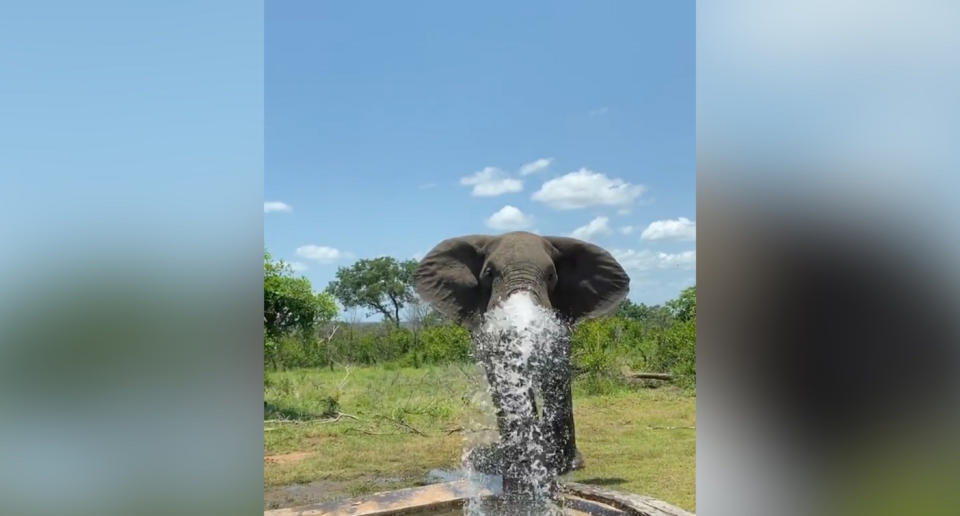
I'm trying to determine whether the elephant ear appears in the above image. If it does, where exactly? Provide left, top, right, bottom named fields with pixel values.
left=414, top=235, right=492, bottom=324
left=546, top=236, right=630, bottom=322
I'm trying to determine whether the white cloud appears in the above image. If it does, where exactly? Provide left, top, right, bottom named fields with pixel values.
left=295, top=245, right=352, bottom=263
left=620, top=225, right=635, bottom=235
left=486, top=205, right=534, bottom=231
left=418, top=182, right=437, bottom=190
left=519, top=157, right=553, bottom=176
left=531, top=168, right=645, bottom=210
left=412, top=250, right=427, bottom=261
left=588, top=107, right=609, bottom=116
left=460, top=167, right=523, bottom=197
left=264, top=201, right=292, bottom=213
left=617, top=208, right=632, bottom=215
left=288, top=261, right=308, bottom=272
left=612, top=249, right=696, bottom=272
left=570, top=216, right=612, bottom=242
left=640, top=217, right=696, bottom=241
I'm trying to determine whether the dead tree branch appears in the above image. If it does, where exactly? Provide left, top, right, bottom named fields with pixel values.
left=626, top=372, right=674, bottom=381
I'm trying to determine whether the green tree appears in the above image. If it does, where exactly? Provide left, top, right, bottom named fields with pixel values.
left=616, top=299, right=675, bottom=328
left=326, top=256, right=418, bottom=328
left=264, top=250, right=338, bottom=342
left=666, top=285, right=696, bottom=322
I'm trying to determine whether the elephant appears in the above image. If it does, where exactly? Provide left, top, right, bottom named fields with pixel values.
left=414, top=231, right=630, bottom=482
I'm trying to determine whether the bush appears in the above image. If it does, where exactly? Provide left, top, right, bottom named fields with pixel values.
left=570, top=287, right=697, bottom=391
left=267, top=334, right=322, bottom=369
left=264, top=285, right=696, bottom=393
left=571, top=318, right=619, bottom=376
left=654, top=318, right=696, bottom=388
left=421, top=324, right=471, bottom=363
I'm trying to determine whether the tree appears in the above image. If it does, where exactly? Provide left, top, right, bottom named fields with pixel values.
left=404, top=294, right=432, bottom=332
left=326, top=256, right=418, bottom=328
left=616, top=299, right=675, bottom=328
left=666, top=285, right=696, bottom=322
left=264, top=250, right=337, bottom=342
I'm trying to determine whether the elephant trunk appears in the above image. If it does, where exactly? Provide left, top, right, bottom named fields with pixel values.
left=494, top=262, right=551, bottom=309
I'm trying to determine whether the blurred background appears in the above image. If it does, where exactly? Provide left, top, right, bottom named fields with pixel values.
left=0, top=2, right=263, bottom=515
left=698, top=1, right=960, bottom=515
left=1, top=1, right=958, bottom=515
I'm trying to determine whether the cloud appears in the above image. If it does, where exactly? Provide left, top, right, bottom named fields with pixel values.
left=588, top=107, right=609, bottom=116
left=264, top=201, right=292, bottom=213
left=288, top=261, right=308, bottom=273
left=486, top=205, right=534, bottom=231
left=620, top=225, right=635, bottom=235
left=531, top=168, right=645, bottom=210
left=519, top=157, right=553, bottom=176
left=412, top=250, right=427, bottom=261
left=612, top=249, right=696, bottom=271
left=570, top=216, right=612, bottom=242
left=460, top=167, right=523, bottom=197
left=417, top=182, right=437, bottom=190
left=640, top=217, right=696, bottom=241
left=295, top=245, right=352, bottom=263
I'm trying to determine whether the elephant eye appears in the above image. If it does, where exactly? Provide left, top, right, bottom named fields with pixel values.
left=481, top=266, right=493, bottom=278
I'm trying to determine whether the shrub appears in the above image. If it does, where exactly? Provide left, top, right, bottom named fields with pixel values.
left=571, top=287, right=697, bottom=391
left=656, top=318, right=696, bottom=388
left=421, top=324, right=471, bottom=363
left=571, top=318, right=618, bottom=377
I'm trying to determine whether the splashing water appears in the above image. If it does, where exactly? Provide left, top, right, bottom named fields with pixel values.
left=463, top=291, right=571, bottom=515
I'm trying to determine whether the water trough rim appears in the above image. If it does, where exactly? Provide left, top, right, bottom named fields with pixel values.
left=263, top=479, right=695, bottom=516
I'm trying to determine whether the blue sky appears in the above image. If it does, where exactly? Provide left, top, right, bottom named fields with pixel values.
left=265, top=1, right=694, bottom=317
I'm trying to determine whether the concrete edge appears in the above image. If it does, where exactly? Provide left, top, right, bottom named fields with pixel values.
left=561, top=482, right=695, bottom=516
left=264, top=479, right=695, bottom=516
left=264, top=480, right=492, bottom=516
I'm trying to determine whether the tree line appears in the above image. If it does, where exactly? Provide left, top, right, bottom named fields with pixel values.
left=264, top=250, right=696, bottom=388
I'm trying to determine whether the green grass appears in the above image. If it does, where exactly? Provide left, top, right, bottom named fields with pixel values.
left=264, top=364, right=695, bottom=511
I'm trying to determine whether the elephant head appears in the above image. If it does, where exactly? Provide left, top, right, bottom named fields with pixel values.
left=414, top=232, right=630, bottom=327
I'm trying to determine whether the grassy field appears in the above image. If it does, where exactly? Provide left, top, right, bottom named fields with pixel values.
left=264, top=364, right=695, bottom=511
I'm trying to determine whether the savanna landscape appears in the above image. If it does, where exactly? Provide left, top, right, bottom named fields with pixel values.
left=265, top=4, right=696, bottom=512
left=264, top=252, right=696, bottom=511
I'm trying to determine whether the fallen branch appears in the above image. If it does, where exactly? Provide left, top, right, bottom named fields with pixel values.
left=645, top=425, right=695, bottom=430
left=393, top=419, right=427, bottom=437
left=377, top=415, right=428, bottom=437
left=626, top=372, right=674, bottom=381
left=321, top=412, right=360, bottom=424
left=263, top=412, right=361, bottom=425
left=445, top=426, right=495, bottom=435
left=344, top=428, right=404, bottom=436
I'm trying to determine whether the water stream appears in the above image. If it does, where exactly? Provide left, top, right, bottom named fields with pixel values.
left=463, top=292, right=571, bottom=515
